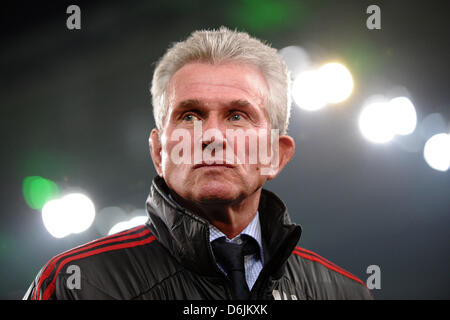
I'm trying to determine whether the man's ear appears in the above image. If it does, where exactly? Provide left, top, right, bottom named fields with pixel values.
left=266, top=135, right=295, bottom=180
left=149, top=128, right=163, bottom=176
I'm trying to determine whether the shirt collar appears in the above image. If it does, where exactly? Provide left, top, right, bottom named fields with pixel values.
left=209, top=211, right=263, bottom=262
left=209, top=212, right=261, bottom=242
left=168, top=194, right=263, bottom=257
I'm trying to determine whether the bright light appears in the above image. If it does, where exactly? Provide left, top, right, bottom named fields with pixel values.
left=359, top=96, right=418, bottom=144
left=41, top=193, right=96, bottom=238
left=42, top=199, right=71, bottom=238
left=319, top=62, right=354, bottom=104
left=292, top=62, right=354, bottom=111
left=423, top=133, right=450, bottom=172
left=108, top=216, right=148, bottom=235
left=359, top=101, right=395, bottom=144
left=292, top=70, right=327, bottom=111
left=389, top=97, right=417, bottom=135
left=63, top=193, right=96, bottom=234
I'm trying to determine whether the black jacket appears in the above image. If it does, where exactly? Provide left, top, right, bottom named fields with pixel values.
left=24, top=176, right=372, bottom=300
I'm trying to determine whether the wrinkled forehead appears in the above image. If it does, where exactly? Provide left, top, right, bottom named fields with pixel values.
left=166, top=62, right=269, bottom=110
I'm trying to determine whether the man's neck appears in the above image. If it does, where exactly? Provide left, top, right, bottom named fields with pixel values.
left=170, top=188, right=262, bottom=239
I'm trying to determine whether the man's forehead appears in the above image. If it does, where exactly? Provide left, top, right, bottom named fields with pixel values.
left=167, top=62, right=268, bottom=104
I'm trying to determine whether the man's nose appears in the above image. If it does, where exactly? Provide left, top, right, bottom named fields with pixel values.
left=202, top=114, right=225, bottom=131
left=201, top=115, right=226, bottom=150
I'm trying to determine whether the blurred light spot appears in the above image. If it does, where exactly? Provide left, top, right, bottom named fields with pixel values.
left=108, top=216, right=148, bottom=235
left=423, top=133, right=450, bottom=172
left=318, top=62, right=354, bottom=104
left=63, top=194, right=96, bottom=234
left=292, top=70, right=327, bottom=111
left=292, top=62, right=354, bottom=111
left=41, top=193, right=95, bottom=238
left=278, top=45, right=311, bottom=78
left=23, top=176, right=60, bottom=210
left=359, top=96, right=418, bottom=144
left=389, top=97, right=417, bottom=135
left=359, top=100, right=395, bottom=143
left=42, top=199, right=70, bottom=238
left=228, top=0, right=305, bottom=32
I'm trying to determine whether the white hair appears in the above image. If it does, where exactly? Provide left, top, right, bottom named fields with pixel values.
left=150, top=27, right=292, bottom=135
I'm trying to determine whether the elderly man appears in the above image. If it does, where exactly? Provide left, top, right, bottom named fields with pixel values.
left=25, top=27, right=372, bottom=300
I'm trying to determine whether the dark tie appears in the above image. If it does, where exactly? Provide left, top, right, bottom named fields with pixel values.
left=211, top=235, right=259, bottom=300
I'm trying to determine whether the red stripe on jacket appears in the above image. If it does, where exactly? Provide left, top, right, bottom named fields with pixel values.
left=41, top=234, right=156, bottom=300
left=294, top=246, right=356, bottom=279
left=292, top=250, right=367, bottom=288
left=34, top=225, right=149, bottom=300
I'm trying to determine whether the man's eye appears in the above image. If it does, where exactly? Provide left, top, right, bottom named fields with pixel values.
left=230, top=114, right=242, bottom=121
left=183, top=114, right=198, bottom=122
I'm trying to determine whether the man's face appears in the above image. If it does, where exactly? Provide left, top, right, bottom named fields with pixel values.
left=150, top=62, right=279, bottom=205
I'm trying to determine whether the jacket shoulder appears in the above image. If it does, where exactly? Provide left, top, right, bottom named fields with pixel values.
left=24, top=224, right=167, bottom=300
left=286, top=246, right=373, bottom=300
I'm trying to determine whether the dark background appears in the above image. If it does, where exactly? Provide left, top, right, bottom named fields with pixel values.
left=1, top=0, right=449, bottom=299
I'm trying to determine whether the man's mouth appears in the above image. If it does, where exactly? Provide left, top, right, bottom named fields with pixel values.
left=193, top=162, right=235, bottom=169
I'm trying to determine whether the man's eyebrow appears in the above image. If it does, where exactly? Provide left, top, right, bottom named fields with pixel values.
left=175, top=99, right=253, bottom=110
left=176, top=99, right=206, bottom=110
left=221, top=99, right=252, bottom=109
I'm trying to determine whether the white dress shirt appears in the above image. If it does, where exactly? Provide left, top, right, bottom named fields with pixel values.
left=209, top=212, right=264, bottom=290
left=168, top=193, right=264, bottom=289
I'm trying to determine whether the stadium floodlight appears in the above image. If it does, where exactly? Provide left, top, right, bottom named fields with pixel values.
left=359, top=95, right=417, bottom=144
left=292, top=70, right=327, bottom=111
left=292, top=62, right=354, bottom=111
left=359, top=100, right=395, bottom=144
left=41, top=193, right=96, bottom=238
left=42, top=199, right=71, bottom=239
left=389, top=97, right=417, bottom=136
left=319, top=62, right=354, bottom=104
left=423, top=133, right=450, bottom=172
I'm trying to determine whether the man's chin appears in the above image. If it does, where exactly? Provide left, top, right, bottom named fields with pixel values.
left=192, top=181, right=237, bottom=203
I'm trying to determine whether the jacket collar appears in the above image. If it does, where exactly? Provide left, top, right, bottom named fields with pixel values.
left=145, top=176, right=302, bottom=278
